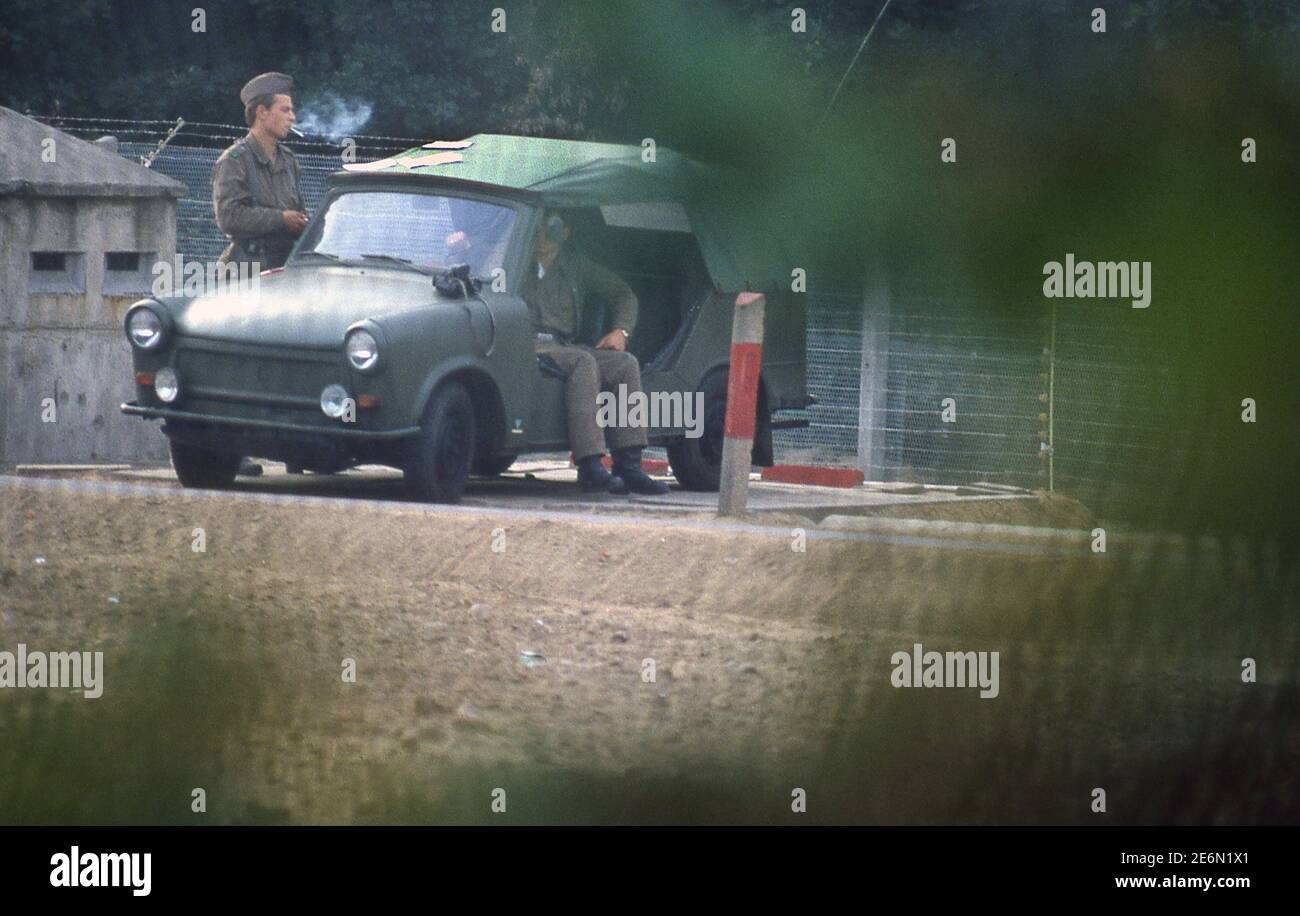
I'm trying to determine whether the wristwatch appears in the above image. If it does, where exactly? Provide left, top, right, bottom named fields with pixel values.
left=614, top=327, right=629, bottom=341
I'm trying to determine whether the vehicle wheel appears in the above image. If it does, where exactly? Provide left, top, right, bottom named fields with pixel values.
left=169, top=439, right=241, bottom=489
left=667, top=369, right=730, bottom=491
left=472, top=453, right=517, bottom=477
left=404, top=381, right=476, bottom=503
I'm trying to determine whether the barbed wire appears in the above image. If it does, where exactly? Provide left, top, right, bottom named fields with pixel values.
left=28, top=114, right=433, bottom=145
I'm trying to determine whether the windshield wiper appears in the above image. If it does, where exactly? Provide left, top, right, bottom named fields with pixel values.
left=356, top=252, right=426, bottom=270
left=293, top=250, right=343, bottom=263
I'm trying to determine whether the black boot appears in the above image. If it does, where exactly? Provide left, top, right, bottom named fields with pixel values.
left=576, top=454, right=621, bottom=493
left=610, top=447, right=670, bottom=495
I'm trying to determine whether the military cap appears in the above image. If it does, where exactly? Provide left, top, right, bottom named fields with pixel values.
left=240, top=72, right=294, bottom=106
left=543, top=212, right=567, bottom=242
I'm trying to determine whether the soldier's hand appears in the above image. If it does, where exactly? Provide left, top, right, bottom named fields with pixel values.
left=595, top=330, right=627, bottom=352
left=282, top=210, right=309, bottom=233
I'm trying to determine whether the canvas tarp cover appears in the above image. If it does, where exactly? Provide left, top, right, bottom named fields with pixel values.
left=333, top=133, right=789, bottom=292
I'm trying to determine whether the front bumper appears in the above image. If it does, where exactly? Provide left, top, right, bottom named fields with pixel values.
left=120, top=402, right=418, bottom=440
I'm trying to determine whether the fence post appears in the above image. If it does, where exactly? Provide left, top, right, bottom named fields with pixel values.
left=1048, top=300, right=1057, bottom=492
left=858, top=263, right=890, bottom=481
left=718, top=292, right=766, bottom=516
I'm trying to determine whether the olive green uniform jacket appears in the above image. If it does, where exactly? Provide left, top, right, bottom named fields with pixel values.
left=212, top=132, right=305, bottom=270
left=520, top=249, right=638, bottom=345
left=522, top=250, right=647, bottom=458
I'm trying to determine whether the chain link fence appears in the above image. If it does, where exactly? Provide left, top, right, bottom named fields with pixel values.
left=35, top=116, right=415, bottom=262
left=776, top=286, right=1184, bottom=515
left=37, top=115, right=1184, bottom=516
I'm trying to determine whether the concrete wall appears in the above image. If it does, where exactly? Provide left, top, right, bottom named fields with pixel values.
left=0, top=195, right=176, bottom=465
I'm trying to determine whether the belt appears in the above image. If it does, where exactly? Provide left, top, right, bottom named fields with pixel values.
left=233, top=234, right=294, bottom=256
left=535, top=331, right=572, bottom=345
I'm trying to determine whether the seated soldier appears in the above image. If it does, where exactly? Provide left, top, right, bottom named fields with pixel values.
left=523, top=212, right=670, bottom=496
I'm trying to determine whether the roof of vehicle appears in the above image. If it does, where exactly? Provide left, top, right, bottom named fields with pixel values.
left=330, top=133, right=789, bottom=292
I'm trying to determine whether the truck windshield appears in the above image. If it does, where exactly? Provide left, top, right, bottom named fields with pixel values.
left=296, top=191, right=516, bottom=278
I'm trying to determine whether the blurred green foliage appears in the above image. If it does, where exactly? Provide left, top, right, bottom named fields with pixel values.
left=0, top=602, right=293, bottom=824
left=2, top=1, right=1293, bottom=145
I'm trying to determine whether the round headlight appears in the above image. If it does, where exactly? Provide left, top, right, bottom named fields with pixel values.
left=128, top=308, right=163, bottom=349
left=320, top=384, right=352, bottom=419
left=154, top=367, right=181, bottom=403
left=346, top=329, right=379, bottom=371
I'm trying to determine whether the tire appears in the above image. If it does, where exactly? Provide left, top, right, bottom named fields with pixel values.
left=404, top=381, right=476, bottom=503
left=169, top=439, right=241, bottom=489
left=667, top=370, right=730, bottom=491
left=472, top=452, right=517, bottom=477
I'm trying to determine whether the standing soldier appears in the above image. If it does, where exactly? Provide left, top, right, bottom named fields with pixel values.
left=212, top=72, right=309, bottom=476
left=213, top=71, right=308, bottom=275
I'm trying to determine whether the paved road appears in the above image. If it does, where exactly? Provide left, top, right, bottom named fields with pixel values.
left=1, top=470, right=1091, bottom=557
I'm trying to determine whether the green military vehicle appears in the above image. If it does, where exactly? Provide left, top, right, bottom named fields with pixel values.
left=121, top=134, right=809, bottom=502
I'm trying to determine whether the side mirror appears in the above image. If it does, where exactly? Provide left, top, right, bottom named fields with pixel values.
left=434, top=263, right=481, bottom=298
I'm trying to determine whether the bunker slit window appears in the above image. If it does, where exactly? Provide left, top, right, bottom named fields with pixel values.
left=32, top=252, right=68, bottom=272
left=106, top=252, right=140, bottom=272
left=28, top=251, right=87, bottom=294
left=104, top=251, right=155, bottom=295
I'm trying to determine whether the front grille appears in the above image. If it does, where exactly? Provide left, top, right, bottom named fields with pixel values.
left=175, top=342, right=343, bottom=426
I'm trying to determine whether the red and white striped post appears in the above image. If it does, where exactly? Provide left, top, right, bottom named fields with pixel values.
left=718, top=292, right=765, bottom=516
